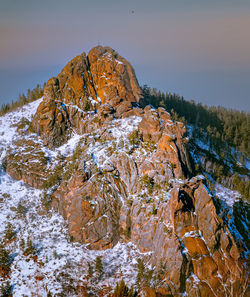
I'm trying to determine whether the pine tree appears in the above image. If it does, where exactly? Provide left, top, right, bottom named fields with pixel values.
left=0, top=281, right=12, bottom=297
left=136, top=258, right=145, bottom=286
left=232, top=174, right=241, bottom=189
left=25, top=237, right=35, bottom=255
left=113, top=279, right=137, bottom=297
left=20, top=238, right=25, bottom=252
left=4, top=222, right=16, bottom=241
left=113, top=279, right=128, bottom=296
left=0, top=244, right=10, bottom=271
left=95, top=256, right=103, bottom=279
left=17, top=201, right=27, bottom=216
left=88, top=262, right=93, bottom=277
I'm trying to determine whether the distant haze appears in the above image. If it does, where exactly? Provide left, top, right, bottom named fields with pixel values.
left=0, top=0, right=250, bottom=111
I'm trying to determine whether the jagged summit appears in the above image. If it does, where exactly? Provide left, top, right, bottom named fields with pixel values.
left=32, top=46, right=142, bottom=147
left=0, top=47, right=248, bottom=296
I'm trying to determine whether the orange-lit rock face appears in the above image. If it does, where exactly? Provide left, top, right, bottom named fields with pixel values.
left=88, top=46, right=141, bottom=104
left=32, top=46, right=142, bottom=148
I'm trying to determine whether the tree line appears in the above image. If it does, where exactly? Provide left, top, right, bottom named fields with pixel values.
left=141, top=85, right=249, bottom=158
left=0, top=83, right=45, bottom=116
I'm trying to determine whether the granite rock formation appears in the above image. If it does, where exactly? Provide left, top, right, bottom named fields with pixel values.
left=3, top=46, right=248, bottom=296
left=32, top=46, right=142, bottom=148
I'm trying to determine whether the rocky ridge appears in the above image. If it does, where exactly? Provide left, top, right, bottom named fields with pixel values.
left=1, top=46, right=248, bottom=296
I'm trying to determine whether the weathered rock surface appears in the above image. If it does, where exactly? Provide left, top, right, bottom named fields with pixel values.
left=3, top=137, right=49, bottom=188
left=32, top=46, right=142, bottom=148
left=3, top=46, right=248, bottom=296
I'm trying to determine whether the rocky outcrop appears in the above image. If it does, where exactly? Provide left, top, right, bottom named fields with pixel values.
left=32, top=46, right=142, bottom=148
left=138, top=106, right=193, bottom=179
left=88, top=46, right=142, bottom=104
left=52, top=171, right=124, bottom=249
left=169, top=177, right=245, bottom=296
left=124, top=176, right=246, bottom=296
left=3, top=46, right=248, bottom=296
left=2, top=138, right=49, bottom=188
left=50, top=153, right=247, bottom=295
left=45, top=100, right=195, bottom=249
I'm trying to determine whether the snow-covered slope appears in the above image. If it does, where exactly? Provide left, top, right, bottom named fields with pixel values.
left=0, top=99, right=42, bottom=160
left=0, top=100, right=146, bottom=296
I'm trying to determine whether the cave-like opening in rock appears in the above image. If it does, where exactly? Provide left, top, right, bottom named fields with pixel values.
left=178, top=189, right=195, bottom=212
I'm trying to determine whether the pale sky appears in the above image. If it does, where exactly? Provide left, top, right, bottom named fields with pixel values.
left=0, top=0, right=250, bottom=111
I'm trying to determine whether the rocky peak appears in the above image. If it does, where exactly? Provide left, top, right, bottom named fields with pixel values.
left=88, top=46, right=142, bottom=104
left=1, top=46, right=248, bottom=296
left=32, top=46, right=142, bottom=148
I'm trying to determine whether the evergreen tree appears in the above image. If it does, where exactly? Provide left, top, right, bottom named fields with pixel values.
left=0, top=281, right=12, bottom=297
left=4, top=222, right=16, bottom=241
left=95, top=256, right=103, bottom=279
left=20, top=238, right=25, bottom=252
left=25, top=237, right=36, bottom=255
left=17, top=201, right=27, bottom=216
left=88, top=262, right=93, bottom=277
left=136, top=258, right=145, bottom=286
left=0, top=83, right=44, bottom=116
left=113, top=279, right=137, bottom=297
left=113, top=279, right=128, bottom=297
left=0, top=244, right=10, bottom=271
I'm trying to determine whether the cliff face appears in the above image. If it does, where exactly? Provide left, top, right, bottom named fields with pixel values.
left=32, top=46, right=142, bottom=148
left=2, top=46, right=248, bottom=296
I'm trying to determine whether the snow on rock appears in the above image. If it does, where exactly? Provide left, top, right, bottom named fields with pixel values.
left=0, top=166, right=143, bottom=296
left=214, top=183, right=249, bottom=257
left=56, top=133, right=83, bottom=157
left=85, top=116, right=142, bottom=171
left=0, top=102, right=145, bottom=296
left=110, top=116, right=142, bottom=140
left=214, top=183, right=240, bottom=208
left=0, top=98, right=43, bottom=161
